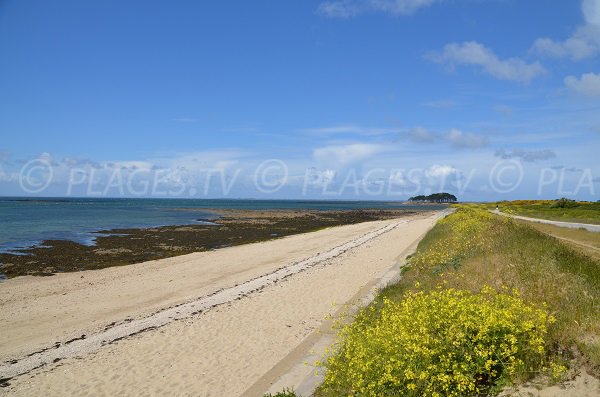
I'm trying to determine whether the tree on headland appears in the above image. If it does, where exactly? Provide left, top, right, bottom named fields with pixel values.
left=408, top=192, right=457, bottom=203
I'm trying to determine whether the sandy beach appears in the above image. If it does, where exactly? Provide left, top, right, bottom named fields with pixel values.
left=1, top=211, right=441, bottom=396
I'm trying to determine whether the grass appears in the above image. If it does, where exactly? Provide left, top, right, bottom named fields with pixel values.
left=517, top=220, right=600, bottom=261
left=490, top=200, right=600, bottom=225
left=313, top=205, right=600, bottom=396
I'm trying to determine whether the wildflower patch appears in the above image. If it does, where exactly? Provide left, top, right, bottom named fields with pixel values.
left=319, top=287, right=553, bottom=396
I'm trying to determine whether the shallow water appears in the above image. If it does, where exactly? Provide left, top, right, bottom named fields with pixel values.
left=0, top=197, right=444, bottom=252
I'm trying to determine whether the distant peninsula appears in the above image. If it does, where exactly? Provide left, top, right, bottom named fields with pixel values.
left=408, top=192, right=457, bottom=203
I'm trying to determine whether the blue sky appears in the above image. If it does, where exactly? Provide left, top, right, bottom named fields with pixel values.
left=0, top=0, right=599, bottom=201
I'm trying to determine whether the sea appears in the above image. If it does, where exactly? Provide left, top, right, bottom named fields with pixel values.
left=0, top=197, right=446, bottom=254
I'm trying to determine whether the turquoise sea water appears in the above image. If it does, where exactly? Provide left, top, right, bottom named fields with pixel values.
left=0, top=197, right=445, bottom=253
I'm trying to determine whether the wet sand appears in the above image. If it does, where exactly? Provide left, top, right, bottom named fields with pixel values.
left=0, top=209, right=418, bottom=278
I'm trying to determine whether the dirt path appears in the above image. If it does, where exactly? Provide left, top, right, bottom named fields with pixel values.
left=494, top=210, right=600, bottom=232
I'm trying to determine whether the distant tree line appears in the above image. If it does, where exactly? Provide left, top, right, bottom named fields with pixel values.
left=408, top=193, right=458, bottom=203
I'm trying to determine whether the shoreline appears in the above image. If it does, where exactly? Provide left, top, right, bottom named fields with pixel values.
left=0, top=211, right=441, bottom=395
left=0, top=220, right=407, bottom=381
left=0, top=208, right=431, bottom=278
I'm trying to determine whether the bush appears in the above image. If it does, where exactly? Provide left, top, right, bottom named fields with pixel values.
left=318, top=287, right=553, bottom=397
left=550, top=198, right=579, bottom=208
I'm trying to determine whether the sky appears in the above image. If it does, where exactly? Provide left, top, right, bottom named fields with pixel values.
left=0, top=0, right=599, bottom=201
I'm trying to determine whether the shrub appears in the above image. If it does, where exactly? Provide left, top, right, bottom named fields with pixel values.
left=319, top=287, right=553, bottom=397
left=550, top=198, right=579, bottom=209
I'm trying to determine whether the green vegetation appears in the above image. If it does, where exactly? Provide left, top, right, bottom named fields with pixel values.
left=262, top=388, right=299, bottom=397
left=517, top=220, right=600, bottom=261
left=319, top=288, right=552, bottom=396
left=491, top=199, right=600, bottom=225
left=315, top=206, right=600, bottom=396
left=550, top=197, right=579, bottom=209
left=408, top=192, right=457, bottom=203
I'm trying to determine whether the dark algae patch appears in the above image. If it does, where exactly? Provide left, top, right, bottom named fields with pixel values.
left=0, top=209, right=423, bottom=278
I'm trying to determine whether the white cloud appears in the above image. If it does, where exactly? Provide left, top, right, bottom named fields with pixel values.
left=367, top=0, right=438, bottom=15
left=107, top=161, right=154, bottom=171
left=317, top=0, right=361, bottom=18
left=313, top=143, right=387, bottom=167
left=564, top=72, right=600, bottom=96
left=446, top=128, right=489, bottom=149
left=300, top=124, right=399, bottom=136
left=530, top=0, right=600, bottom=61
left=425, top=164, right=460, bottom=179
left=152, top=149, right=250, bottom=171
left=0, top=165, right=16, bottom=182
left=388, top=169, right=408, bottom=186
left=531, top=34, right=598, bottom=61
left=583, top=0, right=600, bottom=25
left=407, top=126, right=437, bottom=143
left=37, top=152, right=58, bottom=166
left=303, top=125, right=358, bottom=134
left=494, top=148, right=557, bottom=162
left=303, top=167, right=337, bottom=187
left=430, top=41, right=546, bottom=83
left=62, top=157, right=102, bottom=169
left=317, top=0, right=439, bottom=18
left=403, top=126, right=488, bottom=148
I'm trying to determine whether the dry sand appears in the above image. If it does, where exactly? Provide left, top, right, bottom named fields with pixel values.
left=1, top=211, right=440, bottom=396
left=500, top=370, right=600, bottom=397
